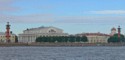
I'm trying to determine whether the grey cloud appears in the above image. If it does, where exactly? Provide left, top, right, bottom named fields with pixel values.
left=56, top=16, right=125, bottom=24
left=0, top=13, right=125, bottom=24
left=0, top=0, right=14, bottom=3
left=0, top=14, right=55, bottom=23
left=0, top=0, right=18, bottom=12
left=90, top=10, right=125, bottom=14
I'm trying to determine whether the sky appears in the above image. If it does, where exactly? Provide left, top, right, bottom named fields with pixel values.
left=0, top=0, right=125, bottom=35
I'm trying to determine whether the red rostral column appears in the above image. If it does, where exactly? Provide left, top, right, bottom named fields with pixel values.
left=118, top=26, right=121, bottom=41
left=6, top=22, right=11, bottom=43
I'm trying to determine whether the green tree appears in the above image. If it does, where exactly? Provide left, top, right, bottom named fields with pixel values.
left=15, top=36, right=18, bottom=43
left=81, top=36, right=88, bottom=42
left=76, top=36, right=81, bottom=42
left=36, top=37, right=42, bottom=42
left=108, top=34, right=125, bottom=43
left=36, top=36, right=88, bottom=43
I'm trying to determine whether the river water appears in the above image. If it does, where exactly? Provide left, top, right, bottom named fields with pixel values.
left=0, top=46, right=125, bottom=60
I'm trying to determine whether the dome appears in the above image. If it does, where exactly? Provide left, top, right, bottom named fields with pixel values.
left=111, top=27, right=116, bottom=31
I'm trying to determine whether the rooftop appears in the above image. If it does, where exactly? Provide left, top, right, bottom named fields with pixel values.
left=76, top=32, right=110, bottom=36
left=24, top=26, right=63, bottom=31
left=111, top=27, right=116, bottom=31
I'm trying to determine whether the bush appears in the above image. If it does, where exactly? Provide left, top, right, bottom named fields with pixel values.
left=108, top=34, right=125, bottom=43
left=36, top=36, right=88, bottom=43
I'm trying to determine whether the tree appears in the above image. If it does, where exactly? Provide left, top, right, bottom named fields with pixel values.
left=76, top=36, right=81, bottom=42
left=36, top=37, right=42, bottom=42
left=36, top=36, right=88, bottom=43
left=68, top=36, right=75, bottom=42
left=108, top=34, right=125, bottom=43
left=81, top=36, right=88, bottom=42
left=15, top=36, right=18, bottom=43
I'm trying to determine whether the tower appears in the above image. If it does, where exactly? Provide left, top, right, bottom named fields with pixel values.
left=110, top=27, right=116, bottom=36
left=6, top=22, right=11, bottom=43
left=118, top=26, right=121, bottom=41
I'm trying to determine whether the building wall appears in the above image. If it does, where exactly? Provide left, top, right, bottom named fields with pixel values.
left=0, top=35, right=16, bottom=43
left=18, top=27, right=69, bottom=43
left=18, top=34, right=36, bottom=43
left=76, top=33, right=110, bottom=43
left=110, top=30, right=116, bottom=36
left=87, top=36, right=109, bottom=43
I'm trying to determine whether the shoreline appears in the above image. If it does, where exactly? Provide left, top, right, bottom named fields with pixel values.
left=0, top=43, right=125, bottom=47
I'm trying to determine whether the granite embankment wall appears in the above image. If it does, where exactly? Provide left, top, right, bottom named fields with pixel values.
left=0, top=43, right=125, bottom=46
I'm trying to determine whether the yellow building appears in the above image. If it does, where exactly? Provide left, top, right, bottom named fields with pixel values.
left=0, top=32, right=16, bottom=43
left=76, top=33, right=110, bottom=43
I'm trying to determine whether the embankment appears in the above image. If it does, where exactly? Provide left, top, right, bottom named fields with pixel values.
left=0, top=42, right=125, bottom=47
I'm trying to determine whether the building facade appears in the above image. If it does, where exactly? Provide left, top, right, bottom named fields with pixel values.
left=110, top=27, right=116, bottom=36
left=76, top=33, right=110, bottom=43
left=0, top=32, right=16, bottom=43
left=18, top=26, right=69, bottom=43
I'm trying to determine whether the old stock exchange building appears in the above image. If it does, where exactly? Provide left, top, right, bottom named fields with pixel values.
left=18, top=26, right=69, bottom=43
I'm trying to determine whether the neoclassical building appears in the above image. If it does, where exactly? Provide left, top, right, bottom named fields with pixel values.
left=18, top=26, right=69, bottom=43
left=76, top=33, right=110, bottom=43
left=0, top=32, right=16, bottom=43
left=110, top=27, right=116, bottom=36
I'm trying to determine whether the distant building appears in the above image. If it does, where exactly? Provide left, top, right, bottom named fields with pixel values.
left=110, top=27, right=116, bottom=36
left=76, top=32, right=110, bottom=43
left=18, top=26, right=69, bottom=43
left=0, top=32, right=16, bottom=43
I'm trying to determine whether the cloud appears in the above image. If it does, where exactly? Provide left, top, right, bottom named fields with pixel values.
left=56, top=16, right=125, bottom=24
left=90, top=10, right=125, bottom=14
left=0, top=14, right=55, bottom=23
left=0, top=0, right=18, bottom=12
left=0, top=0, right=14, bottom=2
left=0, top=13, right=125, bottom=24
